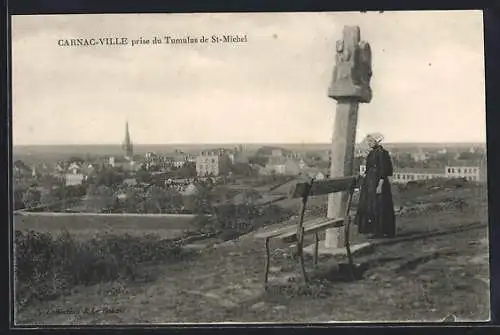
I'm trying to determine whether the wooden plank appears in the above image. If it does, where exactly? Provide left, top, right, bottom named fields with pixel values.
left=254, top=224, right=298, bottom=239
left=256, top=195, right=287, bottom=206
left=279, top=218, right=344, bottom=243
left=288, top=176, right=357, bottom=199
left=254, top=217, right=326, bottom=239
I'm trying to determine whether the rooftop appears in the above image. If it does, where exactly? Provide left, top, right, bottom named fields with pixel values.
left=445, top=160, right=483, bottom=167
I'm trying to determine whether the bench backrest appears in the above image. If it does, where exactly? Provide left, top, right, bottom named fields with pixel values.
left=287, top=176, right=358, bottom=199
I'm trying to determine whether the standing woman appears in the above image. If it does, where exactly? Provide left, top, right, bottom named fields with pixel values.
left=355, top=133, right=396, bottom=238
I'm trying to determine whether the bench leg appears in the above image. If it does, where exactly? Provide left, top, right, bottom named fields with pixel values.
left=264, top=237, right=271, bottom=290
left=344, top=216, right=355, bottom=280
left=313, top=232, right=319, bottom=266
left=298, top=228, right=308, bottom=283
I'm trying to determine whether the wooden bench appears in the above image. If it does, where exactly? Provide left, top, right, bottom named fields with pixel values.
left=259, top=175, right=359, bottom=289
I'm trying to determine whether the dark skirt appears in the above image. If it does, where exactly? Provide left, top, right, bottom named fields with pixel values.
left=355, top=171, right=396, bottom=237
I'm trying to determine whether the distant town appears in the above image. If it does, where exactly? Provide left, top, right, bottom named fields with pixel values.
left=12, top=121, right=487, bottom=213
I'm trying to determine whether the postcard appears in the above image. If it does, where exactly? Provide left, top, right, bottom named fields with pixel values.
left=11, top=11, right=489, bottom=325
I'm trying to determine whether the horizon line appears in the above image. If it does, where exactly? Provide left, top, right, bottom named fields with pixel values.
left=13, top=141, right=487, bottom=146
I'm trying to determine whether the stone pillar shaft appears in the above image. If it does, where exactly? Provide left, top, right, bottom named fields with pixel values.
left=325, top=102, right=359, bottom=248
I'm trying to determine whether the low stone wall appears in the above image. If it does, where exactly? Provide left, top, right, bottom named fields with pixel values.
left=14, top=212, right=201, bottom=238
left=14, top=211, right=199, bottom=218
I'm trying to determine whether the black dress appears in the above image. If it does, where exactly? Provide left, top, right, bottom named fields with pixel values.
left=355, top=145, right=396, bottom=237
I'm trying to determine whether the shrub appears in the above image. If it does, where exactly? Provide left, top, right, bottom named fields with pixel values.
left=22, top=188, right=41, bottom=209
left=14, top=229, right=188, bottom=308
left=193, top=203, right=294, bottom=241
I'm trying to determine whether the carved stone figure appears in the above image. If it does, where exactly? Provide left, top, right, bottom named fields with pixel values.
left=354, top=41, right=373, bottom=87
left=328, top=26, right=372, bottom=103
left=333, top=40, right=354, bottom=81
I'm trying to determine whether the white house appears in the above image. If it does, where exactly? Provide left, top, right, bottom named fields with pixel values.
left=64, top=162, right=86, bottom=186
left=173, top=160, right=187, bottom=168
left=360, top=165, right=445, bottom=184
left=271, top=149, right=284, bottom=157
left=391, top=168, right=445, bottom=184
left=298, top=159, right=308, bottom=170
left=65, top=172, right=85, bottom=186
left=445, top=165, right=481, bottom=181
left=263, top=156, right=301, bottom=176
left=411, top=149, right=430, bottom=162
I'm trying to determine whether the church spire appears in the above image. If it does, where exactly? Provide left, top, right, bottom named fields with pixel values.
left=123, top=120, right=133, bottom=160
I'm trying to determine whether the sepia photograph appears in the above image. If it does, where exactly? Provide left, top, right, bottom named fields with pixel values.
left=11, top=10, right=489, bottom=324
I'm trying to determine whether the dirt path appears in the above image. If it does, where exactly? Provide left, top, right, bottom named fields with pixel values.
left=16, top=208, right=490, bottom=325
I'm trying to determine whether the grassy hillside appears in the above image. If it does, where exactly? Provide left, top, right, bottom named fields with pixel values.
left=15, top=181, right=490, bottom=324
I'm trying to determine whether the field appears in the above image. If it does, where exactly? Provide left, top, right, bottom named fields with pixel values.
left=13, top=180, right=490, bottom=324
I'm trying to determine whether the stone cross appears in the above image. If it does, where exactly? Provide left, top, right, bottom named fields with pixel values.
left=325, top=26, right=373, bottom=249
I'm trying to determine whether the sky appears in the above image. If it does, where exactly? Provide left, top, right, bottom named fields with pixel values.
left=11, top=11, right=486, bottom=145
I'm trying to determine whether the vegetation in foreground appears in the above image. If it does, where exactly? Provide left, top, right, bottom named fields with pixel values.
left=14, top=199, right=294, bottom=310
left=14, top=230, right=190, bottom=309
left=15, top=209, right=489, bottom=324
